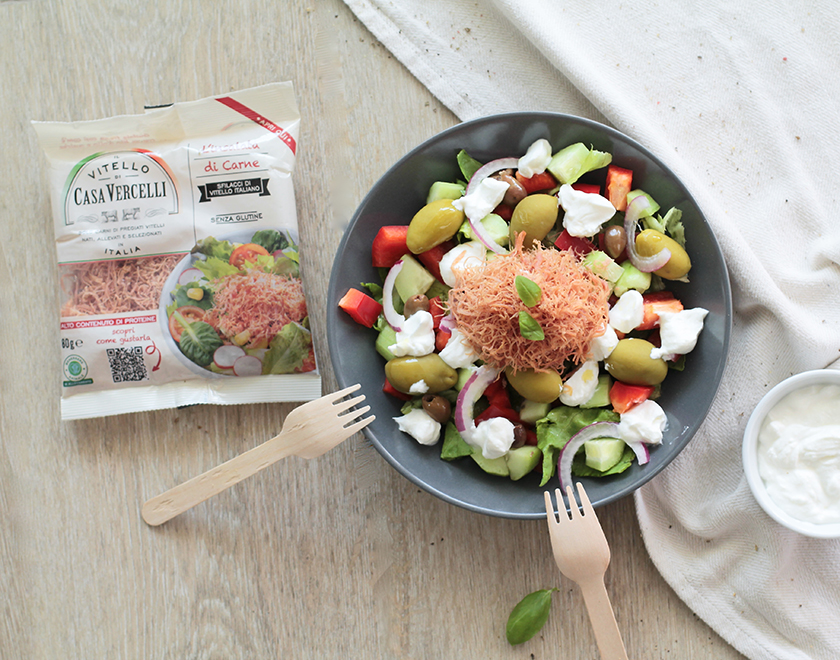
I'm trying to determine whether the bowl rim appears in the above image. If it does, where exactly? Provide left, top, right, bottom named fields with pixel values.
left=742, top=368, right=840, bottom=539
left=328, top=111, right=733, bottom=518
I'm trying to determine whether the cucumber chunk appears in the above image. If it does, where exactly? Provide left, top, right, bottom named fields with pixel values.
left=375, top=325, right=397, bottom=361
left=394, top=254, right=435, bottom=301
left=581, top=250, right=624, bottom=284
left=584, top=438, right=626, bottom=472
left=579, top=374, right=612, bottom=409
left=471, top=451, right=510, bottom=477
left=427, top=181, right=465, bottom=204
left=519, top=399, right=551, bottom=425
left=613, top=261, right=652, bottom=297
left=506, top=446, right=541, bottom=481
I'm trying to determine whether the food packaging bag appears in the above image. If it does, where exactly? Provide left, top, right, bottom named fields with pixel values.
left=34, top=82, right=321, bottom=420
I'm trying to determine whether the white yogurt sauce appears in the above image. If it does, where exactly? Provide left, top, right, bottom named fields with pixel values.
left=757, top=384, right=840, bottom=525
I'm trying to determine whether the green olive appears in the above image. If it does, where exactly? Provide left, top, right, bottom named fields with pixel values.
left=406, top=199, right=465, bottom=254
left=509, top=194, right=558, bottom=248
left=604, top=338, right=668, bottom=386
left=505, top=367, right=563, bottom=403
left=634, top=229, right=691, bottom=280
left=385, top=354, right=458, bottom=394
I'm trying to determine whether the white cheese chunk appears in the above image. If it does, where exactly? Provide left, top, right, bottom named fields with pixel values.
left=439, top=241, right=486, bottom=287
left=452, top=177, right=509, bottom=224
left=559, top=360, right=601, bottom=407
left=608, top=290, right=644, bottom=333
left=388, top=310, right=435, bottom=357
left=618, top=400, right=667, bottom=445
left=518, top=138, right=553, bottom=178
left=557, top=184, right=616, bottom=237
left=438, top=327, right=479, bottom=369
left=394, top=408, right=441, bottom=446
left=649, top=308, right=709, bottom=361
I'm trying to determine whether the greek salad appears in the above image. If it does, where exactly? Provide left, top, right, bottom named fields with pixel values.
left=339, top=138, right=707, bottom=489
left=165, top=229, right=316, bottom=377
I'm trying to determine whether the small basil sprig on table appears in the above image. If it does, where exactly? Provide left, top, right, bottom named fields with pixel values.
left=506, top=588, right=557, bottom=645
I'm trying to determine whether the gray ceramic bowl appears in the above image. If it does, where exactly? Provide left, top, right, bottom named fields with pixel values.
left=327, top=112, right=731, bottom=519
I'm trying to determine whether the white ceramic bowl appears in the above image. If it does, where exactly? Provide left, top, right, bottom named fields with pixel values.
left=742, top=368, right=840, bottom=539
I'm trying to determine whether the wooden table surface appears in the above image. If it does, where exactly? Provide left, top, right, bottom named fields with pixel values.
left=0, top=1, right=747, bottom=658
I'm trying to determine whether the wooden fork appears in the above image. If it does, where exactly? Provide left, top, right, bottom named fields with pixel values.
left=544, top=483, right=628, bottom=660
left=142, top=384, right=373, bottom=526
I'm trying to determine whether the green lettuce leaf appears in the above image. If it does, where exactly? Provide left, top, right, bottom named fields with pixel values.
left=192, top=236, right=234, bottom=261
left=262, top=322, right=312, bottom=374
left=195, top=257, right=240, bottom=280
left=535, top=406, right=620, bottom=486
left=440, top=422, right=474, bottom=461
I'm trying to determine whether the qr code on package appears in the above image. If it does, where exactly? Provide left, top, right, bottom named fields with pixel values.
left=106, top=346, right=149, bottom=383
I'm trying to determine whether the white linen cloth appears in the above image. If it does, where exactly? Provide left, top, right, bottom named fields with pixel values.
left=341, top=1, right=840, bottom=658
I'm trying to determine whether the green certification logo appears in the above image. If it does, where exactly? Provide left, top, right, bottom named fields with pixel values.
left=63, top=355, right=92, bottom=387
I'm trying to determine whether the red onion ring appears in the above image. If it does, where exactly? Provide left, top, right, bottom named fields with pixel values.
left=454, top=364, right=502, bottom=442
left=557, top=421, right=626, bottom=491
left=465, top=157, right=520, bottom=196
left=382, top=260, right=405, bottom=332
left=625, top=439, right=650, bottom=466
left=624, top=195, right=671, bottom=273
left=439, top=314, right=456, bottom=333
left=468, top=217, right=507, bottom=254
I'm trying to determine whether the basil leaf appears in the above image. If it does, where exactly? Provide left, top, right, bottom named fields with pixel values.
left=456, top=149, right=483, bottom=181
left=518, top=311, right=545, bottom=341
left=515, top=275, right=542, bottom=307
left=506, top=588, right=557, bottom=645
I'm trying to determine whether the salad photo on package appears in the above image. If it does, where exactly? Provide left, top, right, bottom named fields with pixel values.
left=339, top=137, right=708, bottom=491
left=164, top=228, right=316, bottom=377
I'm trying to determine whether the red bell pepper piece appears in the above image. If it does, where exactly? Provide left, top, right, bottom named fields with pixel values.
left=383, top=379, right=412, bottom=401
left=475, top=403, right=521, bottom=425
left=605, top=165, right=633, bottom=212
left=338, top=288, right=382, bottom=328
left=483, top=377, right=513, bottom=409
left=554, top=229, right=595, bottom=256
left=416, top=239, right=455, bottom=282
left=435, top=327, right=451, bottom=352
left=609, top=381, right=654, bottom=414
left=428, top=296, right=446, bottom=329
left=371, top=225, right=409, bottom=268
left=572, top=182, right=601, bottom=195
left=524, top=428, right=539, bottom=446
left=493, top=203, right=514, bottom=221
left=515, top=170, right=557, bottom=194
left=637, top=291, right=684, bottom=330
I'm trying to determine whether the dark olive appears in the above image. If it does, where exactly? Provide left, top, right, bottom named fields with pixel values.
left=421, top=394, right=451, bottom=424
left=493, top=169, right=528, bottom=206
left=511, top=423, right=527, bottom=449
left=604, top=225, right=627, bottom=259
left=404, top=294, right=430, bottom=317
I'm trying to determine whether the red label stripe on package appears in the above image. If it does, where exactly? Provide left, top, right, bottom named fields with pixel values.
left=216, top=97, right=297, bottom=155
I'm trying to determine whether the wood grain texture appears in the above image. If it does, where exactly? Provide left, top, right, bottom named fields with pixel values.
left=0, top=1, right=747, bottom=658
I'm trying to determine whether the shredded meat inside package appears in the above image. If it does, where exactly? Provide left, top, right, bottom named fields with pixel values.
left=60, top=255, right=184, bottom=317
